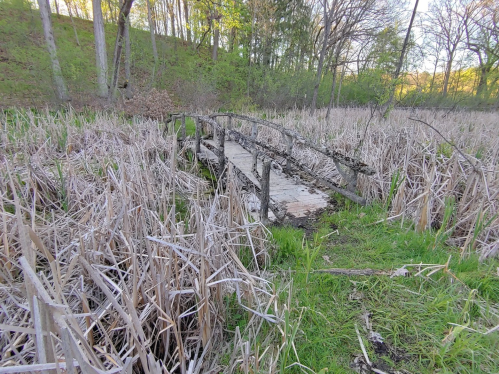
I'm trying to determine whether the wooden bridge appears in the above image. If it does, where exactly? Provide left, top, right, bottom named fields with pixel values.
left=169, top=113, right=376, bottom=223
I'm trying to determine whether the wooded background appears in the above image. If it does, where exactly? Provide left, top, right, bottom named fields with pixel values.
left=0, top=0, right=498, bottom=110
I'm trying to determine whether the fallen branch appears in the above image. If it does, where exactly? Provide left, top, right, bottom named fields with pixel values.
left=316, top=268, right=392, bottom=276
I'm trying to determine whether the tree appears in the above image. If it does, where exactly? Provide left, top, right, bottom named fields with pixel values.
left=382, top=0, right=419, bottom=117
left=310, top=0, right=336, bottom=115
left=146, top=0, right=159, bottom=77
left=108, top=0, right=135, bottom=100
left=462, top=0, right=499, bottom=98
left=93, top=0, right=108, bottom=97
left=37, top=0, right=70, bottom=102
left=425, top=0, right=466, bottom=97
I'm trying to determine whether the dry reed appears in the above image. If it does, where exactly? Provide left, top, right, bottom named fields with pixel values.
left=0, top=109, right=278, bottom=373
left=240, top=107, right=499, bottom=259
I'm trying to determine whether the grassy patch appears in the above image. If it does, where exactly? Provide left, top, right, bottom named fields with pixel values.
left=270, top=202, right=499, bottom=373
left=173, top=117, right=197, bottom=137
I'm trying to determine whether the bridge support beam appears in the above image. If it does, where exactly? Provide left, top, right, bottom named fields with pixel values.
left=285, top=134, right=293, bottom=173
left=217, top=127, right=225, bottom=178
left=195, top=117, right=201, bottom=158
left=181, top=114, right=186, bottom=140
left=260, top=160, right=271, bottom=224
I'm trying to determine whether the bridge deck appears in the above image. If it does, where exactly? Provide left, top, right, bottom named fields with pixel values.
left=201, top=139, right=329, bottom=219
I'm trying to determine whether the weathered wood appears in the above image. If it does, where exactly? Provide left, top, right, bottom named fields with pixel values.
left=200, top=139, right=285, bottom=219
left=285, top=134, right=293, bottom=173
left=334, top=160, right=358, bottom=193
left=227, top=115, right=233, bottom=130
left=195, top=117, right=201, bottom=157
left=251, top=122, right=258, bottom=139
left=226, top=127, right=367, bottom=205
left=212, top=113, right=375, bottom=175
left=190, top=113, right=370, bottom=207
left=181, top=114, right=186, bottom=140
left=217, top=127, right=225, bottom=178
left=260, top=160, right=271, bottom=223
left=251, top=150, right=258, bottom=179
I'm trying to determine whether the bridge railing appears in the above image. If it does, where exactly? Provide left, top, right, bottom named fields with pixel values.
left=167, top=112, right=375, bottom=222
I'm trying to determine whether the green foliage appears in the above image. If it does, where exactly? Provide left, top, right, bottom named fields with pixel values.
left=270, top=203, right=499, bottom=373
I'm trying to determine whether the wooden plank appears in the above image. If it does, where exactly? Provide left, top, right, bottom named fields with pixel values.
left=200, top=140, right=329, bottom=220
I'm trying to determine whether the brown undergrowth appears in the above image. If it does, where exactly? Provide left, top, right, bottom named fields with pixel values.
left=0, top=109, right=279, bottom=373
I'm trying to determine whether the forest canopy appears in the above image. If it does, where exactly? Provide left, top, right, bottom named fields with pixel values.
left=0, top=0, right=497, bottom=110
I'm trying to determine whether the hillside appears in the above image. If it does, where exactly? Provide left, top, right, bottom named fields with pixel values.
left=0, top=0, right=231, bottom=109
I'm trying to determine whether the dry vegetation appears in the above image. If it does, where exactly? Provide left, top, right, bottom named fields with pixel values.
left=1, top=106, right=498, bottom=373
left=0, top=109, right=282, bottom=373
left=237, top=108, right=499, bottom=259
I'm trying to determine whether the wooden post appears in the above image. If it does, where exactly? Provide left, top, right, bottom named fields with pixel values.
left=195, top=117, right=201, bottom=158
left=217, top=126, right=225, bottom=178
left=227, top=115, right=233, bottom=130
left=251, top=150, right=258, bottom=176
left=260, top=160, right=271, bottom=224
left=285, top=134, right=293, bottom=172
left=181, top=114, right=186, bottom=140
left=251, top=122, right=258, bottom=139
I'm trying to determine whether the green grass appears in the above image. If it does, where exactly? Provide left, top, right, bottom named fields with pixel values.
left=269, top=201, right=499, bottom=373
left=173, top=117, right=197, bottom=137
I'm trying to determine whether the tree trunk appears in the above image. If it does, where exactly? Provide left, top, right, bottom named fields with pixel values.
left=108, top=0, right=134, bottom=101
left=183, top=0, right=191, bottom=43
left=212, top=18, right=219, bottom=61
left=146, top=0, right=159, bottom=71
left=161, top=0, right=168, bottom=35
left=429, top=55, right=439, bottom=93
left=310, top=0, right=335, bottom=115
left=124, top=15, right=132, bottom=99
left=326, top=44, right=343, bottom=119
left=176, top=0, right=184, bottom=40
left=37, top=0, right=70, bottom=102
left=326, top=64, right=337, bottom=119
left=169, top=0, right=176, bottom=38
left=336, top=64, right=346, bottom=107
left=382, top=0, right=419, bottom=118
left=53, top=0, right=60, bottom=16
left=476, top=66, right=489, bottom=97
left=64, top=0, right=80, bottom=45
left=442, top=57, right=453, bottom=97
left=93, top=0, right=108, bottom=97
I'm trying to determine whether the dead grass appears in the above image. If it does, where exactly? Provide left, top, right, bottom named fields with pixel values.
left=240, top=108, right=499, bottom=259
left=0, top=108, right=279, bottom=373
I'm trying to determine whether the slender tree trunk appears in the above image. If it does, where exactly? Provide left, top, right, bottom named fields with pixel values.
left=442, top=57, right=453, bottom=97
left=37, top=0, right=69, bottom=102
left=124, top=15, right=132, bottom=99
left=326, top=64, right=338, bottom=119
left=247, top=6, right=255, bottom=97
left=64, top=0, right=80, bottom=45
left=176, top=0, right=184, bottom=40
left=53, top=0, right=60, bottom=16
left=326, top=44, right=343, bottom=119
left=429, top=56, right=439, bottom=93
left=212, top=14, right=219, bottom=61
left=476, top=65, right=489, bottom=97
left=337, top=64, right=346, bottom=107
left=146, top=0, right=159, bottom=71
left=161, top=0, right=168, bottom=35
left=169, top=0, right=176, bottom=38
left=183, top=0, right=191, bottom=43
left=73, top=0, right=80, bottom=18
left=93, top=0, right=109, bottom=97
left=382, top=0, right=419, bottom=118
left=108, top=0, right=134, bottom=100
left=310, top=0, right=335, bottom=115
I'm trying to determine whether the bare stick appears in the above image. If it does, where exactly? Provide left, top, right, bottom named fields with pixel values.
left=408, top=117, right=479, bottom=172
